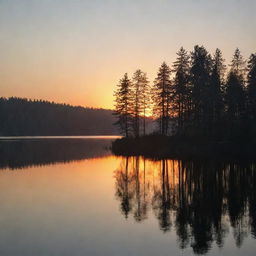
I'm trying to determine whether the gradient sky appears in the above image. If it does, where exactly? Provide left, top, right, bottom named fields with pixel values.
left=0, top=0, right=255, bottom=109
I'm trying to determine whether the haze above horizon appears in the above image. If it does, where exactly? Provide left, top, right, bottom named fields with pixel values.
left=1, top=0, right=256, bottom=109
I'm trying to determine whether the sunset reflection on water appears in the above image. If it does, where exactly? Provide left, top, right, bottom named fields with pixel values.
left=0, top=139, right=256, bottom=256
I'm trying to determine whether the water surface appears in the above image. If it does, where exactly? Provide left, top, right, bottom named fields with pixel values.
left=0, top=137, right=255, bottom=256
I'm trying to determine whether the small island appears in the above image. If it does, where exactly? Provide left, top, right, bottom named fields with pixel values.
left=112, top=46, right=256, bottom=159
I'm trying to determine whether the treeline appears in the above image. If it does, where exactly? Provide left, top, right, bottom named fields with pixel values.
left=0, top=97, right=118, bottom=135
left=114, top=46, right=256, bottom=142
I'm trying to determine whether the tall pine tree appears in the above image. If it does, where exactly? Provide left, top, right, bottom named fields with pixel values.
left=140, top=72, right=150, bottom=136
left=172, top=47, right=190, bottom=134
left=225, top=48, right=246, bottom=139
left=209, top=48, right=225, bottom=138
left=152, top=62, right=172, bottom=135
left=114, top=73, right=133, bottom=137
left=190, top=45, right=212, bottom=134
left=131, top=70, right=144, bottom=137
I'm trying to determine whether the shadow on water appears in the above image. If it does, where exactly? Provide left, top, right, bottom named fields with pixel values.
left=114, top=157, right=256, bottom=254
left=0, top=138, right=112, bottom=169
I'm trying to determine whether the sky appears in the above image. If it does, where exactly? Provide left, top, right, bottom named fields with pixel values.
left=0, top=0, right=256, bottom=109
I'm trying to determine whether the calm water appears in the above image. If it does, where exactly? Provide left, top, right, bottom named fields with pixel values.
left=0, top=137, right=256, bottom=256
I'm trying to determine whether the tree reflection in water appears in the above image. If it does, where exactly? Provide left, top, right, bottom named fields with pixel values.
left=114, top=157, right=256, bottom=254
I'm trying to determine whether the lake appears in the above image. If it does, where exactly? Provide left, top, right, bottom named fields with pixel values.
left=0, top=136, right=255, bottom=256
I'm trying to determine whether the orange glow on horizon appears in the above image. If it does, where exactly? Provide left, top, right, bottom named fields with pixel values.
left=1, top=1, right=255, bottom=109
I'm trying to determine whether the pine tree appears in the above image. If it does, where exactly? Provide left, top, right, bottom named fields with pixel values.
left=140, top=72, right=150, bottom=136
left=231, top=48, right=246, bottom=75
left=152, top=62, right=172, bottom=135
left=113, top=73, right=133, bottom=137
left=172, top=47, right=190, bottom=134
left=131, top=70, right=144, bottom=137
left=209, top=49, right=225, bottom=137
left=225, top=49, right=246, bottom=120
left=190, top=45, right=212, bottom=134
left=225, top=49, right=246, bottom=138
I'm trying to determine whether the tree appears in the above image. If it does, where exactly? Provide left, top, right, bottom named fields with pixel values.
left=225, top=73, right=245, bottom=119
left=172, top=47, right=190, bottom=134
left=231, top=48, right=246, bottom=76
left=140, top=72, right=151, bottom=136
left=209, top=49, right=225, bottom=137
left=113, top=73, right=133, bottom=137
left=131, top=70, right=149, bottom=137
left=152, top=62, right=172, bottom=135
left=224, top=49, right=246, bottom=139
left=190, top=45, right=212, bottom=134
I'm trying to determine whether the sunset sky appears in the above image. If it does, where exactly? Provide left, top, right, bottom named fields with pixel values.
left=1, top=0, right=256, bottom=109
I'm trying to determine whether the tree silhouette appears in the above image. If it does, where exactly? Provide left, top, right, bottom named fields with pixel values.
left=140, top=72, right=151, bottom=136
left=224, top=49, right=246, bottom=140
left=172, top=47, right=191, bottom=134
left=114, top=71, right=151, bottom=137
left=209, top=48, right=225, bottom=138
left=131, top=70, right=146, bottom=137
left=190, top=45, right=212, bottom=136
left=114, top=73, right=133, bottom=137
left=152, top=62, right=172, bottom=135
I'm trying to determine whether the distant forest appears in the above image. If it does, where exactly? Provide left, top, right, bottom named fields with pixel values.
left=114, top=46, right=256, bottom=142
left=0, top=97, right=119, bottom=136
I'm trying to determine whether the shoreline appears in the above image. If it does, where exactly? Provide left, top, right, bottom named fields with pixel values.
left=111, top=135, right=256, bottom=160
